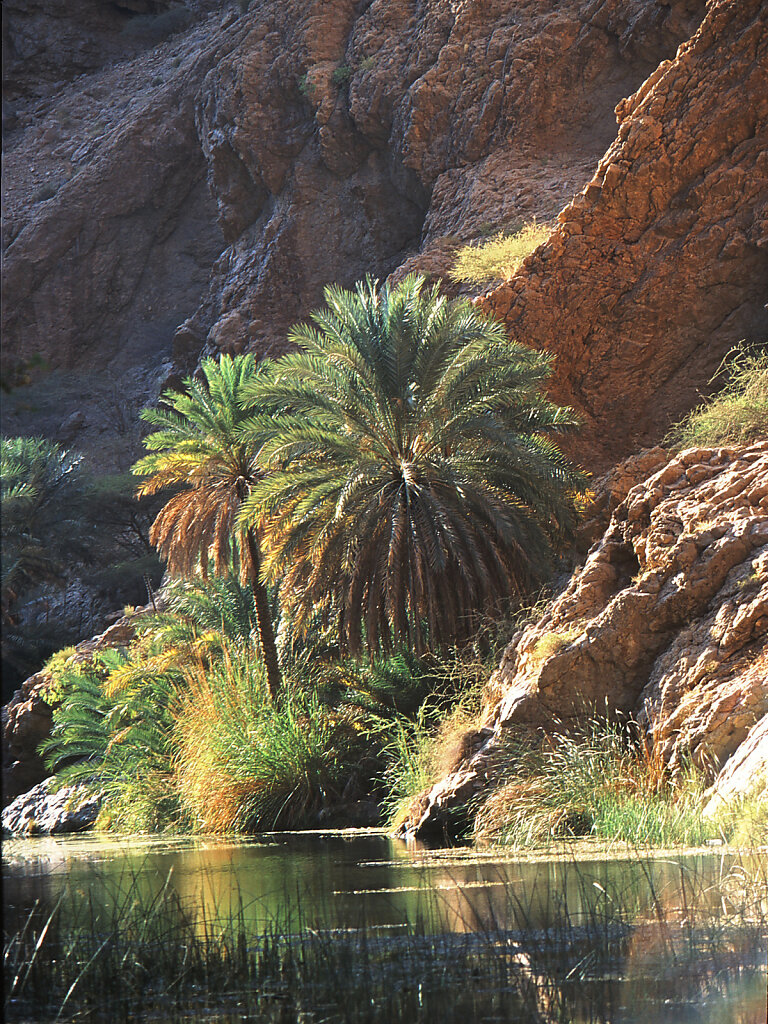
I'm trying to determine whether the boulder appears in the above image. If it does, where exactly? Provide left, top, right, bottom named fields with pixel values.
left=2, top=778, right=102, bottom=836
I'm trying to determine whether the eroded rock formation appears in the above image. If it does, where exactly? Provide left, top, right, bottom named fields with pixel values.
left=478, top=0, right=768, bottom=470
left=403, top=443, right=768, bottom=839
left=186, top=0, right=704, bottom=362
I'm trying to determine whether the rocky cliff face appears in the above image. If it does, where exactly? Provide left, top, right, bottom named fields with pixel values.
left=402, top=443, right=768, bottom=839
left=180, top=0, right=706, bottom=365
left=3, top=0, right=707, bottom=407
left=2, top=5, right=231, bottom=382
left=478, top=0, right=768, bottom=470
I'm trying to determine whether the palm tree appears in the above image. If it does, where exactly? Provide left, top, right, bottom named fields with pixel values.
left=241, top=275, right=586, bottom=657
left=1, top=436, right=89, bottom=620
left=2, top=436, right=92, bottom=687
left=132, top=355, right=281, bottom=697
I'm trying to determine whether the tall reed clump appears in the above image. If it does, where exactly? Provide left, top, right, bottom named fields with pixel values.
left=666, top=347, right=768, bottom=450
left=448, top=221, right=551, bottom=286
left=173, top=646, right=368, bottom=832
left=473, top=717, right=723, bottom=848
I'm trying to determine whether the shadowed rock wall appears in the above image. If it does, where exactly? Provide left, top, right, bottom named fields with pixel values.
left=3, top=0, right=704, bottom=385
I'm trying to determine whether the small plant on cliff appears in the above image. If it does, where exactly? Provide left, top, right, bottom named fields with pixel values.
left=297, top=73, right=315, bottom=98
left=132, top=355, right=282, bottom=698
left=665, top=346, right=768, bottom=450
left=241, top=274, right=585, bottom=658
left=448, top=221, right=551, bottom=286
left=532, top=624, right=583, bottom=663
left=332, top=64, right=353, bottom=87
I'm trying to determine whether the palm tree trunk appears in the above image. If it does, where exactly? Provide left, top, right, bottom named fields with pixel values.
left=244, top=528, right=282, bottom=700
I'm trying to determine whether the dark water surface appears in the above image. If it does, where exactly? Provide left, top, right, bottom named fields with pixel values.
left=3, top=832, right=767, bottom=1022
left=1, top=831, right=752, bottom=930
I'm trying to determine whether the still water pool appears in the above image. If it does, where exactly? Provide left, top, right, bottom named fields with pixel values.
left=3, top=832, right=767, bottom=1023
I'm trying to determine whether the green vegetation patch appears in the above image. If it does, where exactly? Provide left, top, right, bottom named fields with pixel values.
left=448, top=221, right=551, bottom=286
left=666, top=347, right=768, bottom=450
left=472, top=717, right=767, bottom=849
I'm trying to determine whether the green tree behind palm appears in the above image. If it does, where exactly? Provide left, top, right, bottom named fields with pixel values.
left=242, top=275, right=586, bottom=657
left=1, top=436, right=89, bottom=622
left=132, top=355, right=281, bottom=697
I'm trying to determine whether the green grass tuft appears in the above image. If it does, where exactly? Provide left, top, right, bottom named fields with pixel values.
left=473, top=717, right=728, bottom=848
left=666, top=348, right=768, bottom=450
left=448, top=221, right=551, bottom=286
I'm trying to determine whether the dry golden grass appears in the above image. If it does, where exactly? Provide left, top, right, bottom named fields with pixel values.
left=448, top=221, right=551, bottom=286
left=531, top=625, right=583, bottom=664
left=666, top=350, right=768, bottom=450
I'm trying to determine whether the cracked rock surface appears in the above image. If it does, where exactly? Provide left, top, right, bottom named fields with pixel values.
left=478, top=0, right=768, bottom=471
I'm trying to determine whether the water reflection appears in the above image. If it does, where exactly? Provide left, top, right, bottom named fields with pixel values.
left=3, top=833, right=766, bottom=1023
left=3, top=831, right=763, bottom=937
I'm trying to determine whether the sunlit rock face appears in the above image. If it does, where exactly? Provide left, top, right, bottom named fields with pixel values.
left=703, top=713, right=768, bottom=817
left=2, top=778, right=103, bottom=837
left=403, top=443, right=768, bottom=839
left=478, top=0, right=768, bottom=471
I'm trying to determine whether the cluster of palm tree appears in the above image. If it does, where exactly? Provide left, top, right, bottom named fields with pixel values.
left=133, top=275, right=585, bottom=695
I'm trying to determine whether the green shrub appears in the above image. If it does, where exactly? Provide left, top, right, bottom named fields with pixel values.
left=40, top=649, right=184, bottom=831
left=666, top=348, right=768, bottom=450
left=448, top=221, right=550, bottom=286
left=1, top=436, right=94, bottom=691
left=1, top=437, right=90, bottom=605
left=298, top=73, right=315, bottom=97
left=332, top=64, right=352, bottom=87
left=473, top=717, right=718, bottom=848
left=380, top=704, right=445, bottom=829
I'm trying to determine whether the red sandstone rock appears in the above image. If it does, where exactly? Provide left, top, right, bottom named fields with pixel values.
left=478, top=0, right=768, bottom=472
left=3, top=0, right=716, bottom=442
